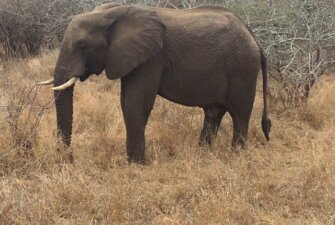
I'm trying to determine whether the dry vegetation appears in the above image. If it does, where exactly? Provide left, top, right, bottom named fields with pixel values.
left=1, top=0, right=335, bottom=224
left=1, top=50, right=335, bottom=224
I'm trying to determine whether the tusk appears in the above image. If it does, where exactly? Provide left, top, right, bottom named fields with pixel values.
left=37, top=79, right=54, bottom=85
left=52, top=77, right=78, bottom=91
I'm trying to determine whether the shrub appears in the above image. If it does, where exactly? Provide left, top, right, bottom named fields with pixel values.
left=0, top=0, right=100, bottom=57
left=252, top=0, right=335, bottom=105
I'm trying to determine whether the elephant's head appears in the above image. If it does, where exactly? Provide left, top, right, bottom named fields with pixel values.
left=39, top=4, right=166, bottom=145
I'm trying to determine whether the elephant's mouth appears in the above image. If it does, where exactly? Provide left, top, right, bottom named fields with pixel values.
left=79, top=74, right=90, bottom=82
left=95, top=68, right=104, bottom=76
left=79, top=66, right=104, bottom=82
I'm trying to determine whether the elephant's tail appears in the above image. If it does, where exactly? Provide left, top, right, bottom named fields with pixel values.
left=260, top=48, right=271, bottom=141
left=239, top=22, right=271, bottom=141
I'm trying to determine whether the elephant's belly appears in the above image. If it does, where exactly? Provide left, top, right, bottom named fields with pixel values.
left=158, top=71, right=228, bottom=107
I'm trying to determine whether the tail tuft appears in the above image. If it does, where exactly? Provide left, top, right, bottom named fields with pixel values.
left=261, top=116, right=271, bottom=141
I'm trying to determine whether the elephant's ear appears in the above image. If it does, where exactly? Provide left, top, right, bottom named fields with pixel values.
left=105, top=6, right=166, bottom=79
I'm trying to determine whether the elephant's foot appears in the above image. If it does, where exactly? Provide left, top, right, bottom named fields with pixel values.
left=127, top=148, right=145, bottom=164
left=127, top=156, right=145, bottom=164
left=231, top=136, right=247, bottom=149
left=56, top=146, right=74, bottom=164
left=198, top=131, right=214, bottom=147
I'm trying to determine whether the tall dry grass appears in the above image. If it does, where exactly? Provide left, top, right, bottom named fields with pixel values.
left=0, top=51, right=334, bottom=224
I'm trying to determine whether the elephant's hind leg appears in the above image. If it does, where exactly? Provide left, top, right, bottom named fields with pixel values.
left=199, top=105, right=227, bottom=146
left=230, top=111, right=251, bottom=147
left=226, top=69, right=258, bottom=148
left=227, top=101, right=254, bottom=148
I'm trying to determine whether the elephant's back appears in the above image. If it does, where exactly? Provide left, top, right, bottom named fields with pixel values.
left=157, top=6, right=260, bottom=70
left=154, top=4, right=233, bottom=15
left=156, top=6, right=235, bottom=29
left=156, top=6, right=258, bottom=52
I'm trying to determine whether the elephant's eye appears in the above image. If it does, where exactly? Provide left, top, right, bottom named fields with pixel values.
left=79, top=43, right=88, bottom=52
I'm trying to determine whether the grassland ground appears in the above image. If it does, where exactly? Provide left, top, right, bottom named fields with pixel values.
left=0, top=50, right=334, bottom=224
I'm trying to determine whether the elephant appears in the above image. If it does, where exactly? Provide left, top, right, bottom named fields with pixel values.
left=39, top=3, right=271, bottom=163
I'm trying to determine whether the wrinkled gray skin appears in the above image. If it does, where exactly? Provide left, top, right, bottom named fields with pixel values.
left=51, top=3, right=271, bottom=163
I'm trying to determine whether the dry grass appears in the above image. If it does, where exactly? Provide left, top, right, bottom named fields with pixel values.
left=0, top=51, right=335, bottom=224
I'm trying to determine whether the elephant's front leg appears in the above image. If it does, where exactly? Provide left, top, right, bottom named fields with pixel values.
left=120, top=62, right=162, bottom=163
left=121, top=97, right=146, bottom=163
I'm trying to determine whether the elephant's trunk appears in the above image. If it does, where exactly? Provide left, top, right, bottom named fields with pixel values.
left=54, top=88, right=73, bottom=145
left=53, top=49, right=74, bottom=146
